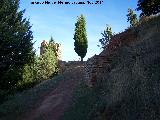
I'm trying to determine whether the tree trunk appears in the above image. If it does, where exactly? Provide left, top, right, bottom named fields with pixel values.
left=81, top=57, right=83, bottom=62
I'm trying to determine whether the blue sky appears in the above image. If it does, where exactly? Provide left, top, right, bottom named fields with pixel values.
left=19, top=0, right=140, bottom=61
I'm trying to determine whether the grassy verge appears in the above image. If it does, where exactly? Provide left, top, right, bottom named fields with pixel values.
left=62, top=82, right=107, bottom=120
left=0, top=74, right=63, bottom=120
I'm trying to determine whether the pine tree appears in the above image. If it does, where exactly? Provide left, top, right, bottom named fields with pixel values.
left=17, top=55, right=39, bottom=90
left=74, top=14, right=88, bottom=61
left=0, top=0, right=34, bottom=90
left=98, top=25, right=113, bottom=49
left=136, top=0, right=160, bottom=16
left=38, top=44, right=58, bottom=80
left=127, top=8, right=139, bottom=27
left=49, top=36, right=59, bottom=58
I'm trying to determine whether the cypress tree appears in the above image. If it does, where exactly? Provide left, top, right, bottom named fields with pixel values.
left=74, top=14, right=88, bottom=61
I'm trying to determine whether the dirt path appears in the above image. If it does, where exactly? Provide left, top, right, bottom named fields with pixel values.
left=20, top=65, right=84, bottom=120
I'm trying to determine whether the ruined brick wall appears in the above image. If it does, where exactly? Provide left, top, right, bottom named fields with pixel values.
left=40, top=40, right=48, bottom=55
left=84, top=28, right=136, bottom=87
left=84, top=15, right=160, bottom=119
left=84, top=55, right=98, bottom=86
left=55, top=43, right=62, bottom=60
left=84, top=15, right=160, bottom=87
left=59, top=61, right=85, bottom=73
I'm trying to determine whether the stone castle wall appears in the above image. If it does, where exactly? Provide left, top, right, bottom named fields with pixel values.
left=84, top=28, right=136, bottom=87
left=59, top=61, right=85, bottom=73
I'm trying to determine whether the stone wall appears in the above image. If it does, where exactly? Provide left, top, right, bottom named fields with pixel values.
left=59, top=61, right=85, bottom=73
left=84, top=28, right=136, bottom=87
left=84, top=15, right=160, bottom=119
left=40, top=40, right=48, bottom=55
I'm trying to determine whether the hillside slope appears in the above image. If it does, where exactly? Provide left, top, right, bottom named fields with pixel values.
left=99, top=17, right=160, bottom=119
left=63, top=15, right=160, bottom=120
left=0, top=63, right=84, bottom=120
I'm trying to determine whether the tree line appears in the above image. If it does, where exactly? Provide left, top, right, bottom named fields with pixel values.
left=0, top=0, right=59, bottom=102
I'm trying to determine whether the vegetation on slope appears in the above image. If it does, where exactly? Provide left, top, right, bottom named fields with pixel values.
left=0, top=73, right=63, bottom=119
left=62, top=14, right=160, bottom=120
left=0, top=63, right=84, bottom=120
left=0, top=0, right=59, bottom=103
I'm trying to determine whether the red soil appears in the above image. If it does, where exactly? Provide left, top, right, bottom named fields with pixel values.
left=20, top=65, right=84, bottom=120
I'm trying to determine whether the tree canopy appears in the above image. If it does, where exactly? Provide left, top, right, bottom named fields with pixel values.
left=137, top=0, right=160, bottom=16
left=0, top=0, right=34, bottom=90
left=37, top=43, right=59, bottom=80
left=74, top=14, right=88, bottom=61
left=98, top=25, right=113, bottom=49
left=127, top=8, right=138, bottom=27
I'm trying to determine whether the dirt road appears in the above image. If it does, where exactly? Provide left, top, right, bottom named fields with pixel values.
left=20, top=65, right=84, bottom=120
